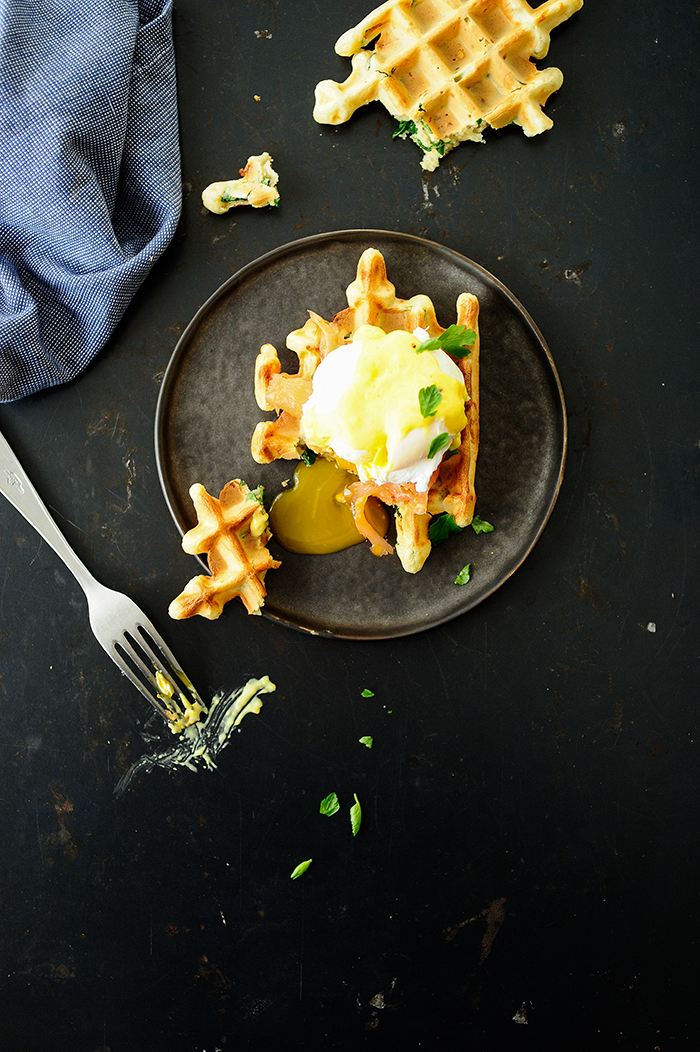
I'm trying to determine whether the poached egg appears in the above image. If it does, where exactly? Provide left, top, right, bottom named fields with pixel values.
left=300, top=325, right=468, bottom=493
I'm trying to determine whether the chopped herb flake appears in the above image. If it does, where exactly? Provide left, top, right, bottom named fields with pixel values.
left=393, top=119, right=417, bottom=139
left=359, top=736, right=374, bottom=749
left=301, top=448, right=317, bottom=466
left=350, top=794, right=362, bottom=837
left=247, top=484, right=265, bottom=504
left=429, top=511, right=494, bottom=543
left=320, top=792, right=340, bottom=816
left=455, top=563, right=472, bottom=585
left=290, top=859, right=312, bottom=879
left=419, top=384, right=442, bottom=418
left=471, top=514, right=494, bottom=535
left=361, top=688, right=374, bottom=698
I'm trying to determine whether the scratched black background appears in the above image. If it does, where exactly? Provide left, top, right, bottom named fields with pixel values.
left=1, top=2, right=698, bottom=1049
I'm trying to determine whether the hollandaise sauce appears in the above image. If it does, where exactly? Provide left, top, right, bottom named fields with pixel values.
left=300, top=326, right=467, bottom=492
left=270, top=458, right=388, bottom=555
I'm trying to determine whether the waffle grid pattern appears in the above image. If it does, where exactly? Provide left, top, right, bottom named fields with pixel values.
left=314, top=0, right=582, bottom=169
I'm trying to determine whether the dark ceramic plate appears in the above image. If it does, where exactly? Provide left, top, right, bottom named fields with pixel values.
left=155, top=230, right=566, bottom=639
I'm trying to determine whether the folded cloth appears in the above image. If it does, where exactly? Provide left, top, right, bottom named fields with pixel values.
left=0, top=0, right=182, bottom=401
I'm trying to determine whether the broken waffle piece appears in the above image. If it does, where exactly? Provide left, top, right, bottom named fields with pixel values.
left=169, top=481, right=280, bottom=619
left=313, top=0, right=582, bottom=170
left=202, top=152, right=280, bottom=213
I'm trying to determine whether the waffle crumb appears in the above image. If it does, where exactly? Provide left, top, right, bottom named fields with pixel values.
left=202, top=152, right=280, bottom=213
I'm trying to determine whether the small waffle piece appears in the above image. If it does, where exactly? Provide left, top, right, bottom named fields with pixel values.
left=251, top=248, right=480, bottom=574
left=314, top=0, right=582, bottom=170
left=202, top=152, right=280, bottom=213
left=169, top=480, right=280, bottom=619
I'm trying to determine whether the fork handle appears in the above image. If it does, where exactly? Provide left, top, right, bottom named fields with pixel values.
left=0, top=429, right=98, bottom=594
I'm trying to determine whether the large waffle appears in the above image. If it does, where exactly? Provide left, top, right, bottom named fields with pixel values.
left=314, top=0, right=582, bottom=170
left=251, top=248, right=480, bottom=574
left=169, top=480, right=280, bottom=619
left=252, top=247, right=445, bottom=463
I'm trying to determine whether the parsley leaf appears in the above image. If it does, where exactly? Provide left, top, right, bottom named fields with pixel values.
left=290, top=859, right=312, bottom=879
left=350, top=794, right=362, bottom=837
left=361, top=688, right=374, bottom=698
left=428, top=433, right=451, bottom=460
left=428, top=512, right=462, bottom=544
left=419, top=384, right=442, bottom=418
left=429, top=511, right=495, bottom=543
left=320, top=792, right=340, bottom=816
left=471, top=514, right=494, bottom=535
left=454, top=563, right=472, bottom=585
left=301, top=447, right=317, bottom=466
left=415, top=324, right=476, bottom=358
left=359, top=736, right=373, bottom=749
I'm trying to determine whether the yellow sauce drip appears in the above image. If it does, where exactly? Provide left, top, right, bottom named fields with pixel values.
left=270, top=458, right=388, bottom=555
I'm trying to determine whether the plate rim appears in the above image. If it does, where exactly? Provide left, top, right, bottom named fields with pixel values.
left=154, top=228, right=568, bottom=639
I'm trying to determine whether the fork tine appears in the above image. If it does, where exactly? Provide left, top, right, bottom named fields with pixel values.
left=134, top=620, right=206, bottom=705
left=107, top=639, right=175, bottom=720
left=114, top=633, right=166, bottom=696
left=113, top=625, right=207, bottom=725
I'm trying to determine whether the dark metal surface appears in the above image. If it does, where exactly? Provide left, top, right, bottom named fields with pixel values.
left=156, top=228, right=566, bottom=638
left=1, top=1, right=698, bottom=1048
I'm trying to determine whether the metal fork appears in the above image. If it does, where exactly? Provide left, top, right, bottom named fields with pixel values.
left=0, top=428, right=206, bottom=724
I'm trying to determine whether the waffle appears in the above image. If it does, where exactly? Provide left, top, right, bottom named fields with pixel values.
left=169, top=480, right=280, bottom=619
left=251, top=248, right=480, bottom=573
left=252, top=247, right=445, bottom=464
left=313, top=0, right=582, bottom=170
left=202, top=152, right=280, bottom=213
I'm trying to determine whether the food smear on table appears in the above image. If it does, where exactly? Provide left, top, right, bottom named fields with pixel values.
left=115, top=676, right=276, bottom=793
left=313, top=0, right=583, bottom=170
left=252, top=247, right=480, bottom=574
left=202, top=151, right=280, bottom=213
left=169, top=479, right=280, bottom=620
left=269, top=457, right=389, bottom=554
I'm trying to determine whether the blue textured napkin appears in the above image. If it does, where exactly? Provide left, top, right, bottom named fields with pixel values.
left=0, top=0, right=182, bottom=402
